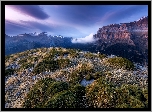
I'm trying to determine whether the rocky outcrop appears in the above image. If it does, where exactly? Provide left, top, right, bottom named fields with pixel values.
left=92, top=16, right=148, bottom=64
left=94, top=16, right=148, bottom=49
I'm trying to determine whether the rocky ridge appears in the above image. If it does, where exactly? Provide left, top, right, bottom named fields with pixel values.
left=93, top=16, right=148, bottom=49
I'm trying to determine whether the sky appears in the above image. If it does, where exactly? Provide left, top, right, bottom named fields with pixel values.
left=5, top=5, right=148, bottom=38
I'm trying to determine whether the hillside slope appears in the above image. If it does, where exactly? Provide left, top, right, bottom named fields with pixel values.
left=5, top=47, right=148, bottom=108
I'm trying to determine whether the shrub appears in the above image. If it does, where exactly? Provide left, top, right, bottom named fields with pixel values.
left=23, top=78, right=86, bottom=108
left=23, top=78, right=69, bottom=108
left=114, top=84, right=146, bottom=108
left=91, top=71, right=104, bottom=79
left=33, top=57, right=39, bottom=62
left=142, top=88, right=148, bottom=108
left=57, top=50, right=69, bottom=57
left=5, top=55, right=13, bottom=62
left=46, top=48, right=58, bottom=58
left=20, top=63, right=34, bottom=69
left=32, top=59, right=59, bottom=74
left=85, top=72, right=105, bottom=80
left=44, top=84, right=86, bottom=108
left=77, top=63, right=95, bottom=76
left=44, top=90, right=76, bottom=108
left=18, top=58, right=28, bottom=65
left=57, top=58, right=71, bottom=69
left=106, top=57, right=134, bottom=70
left=86, top=76, right=116, bottom=108
left=85, top=74, right=92, bottom=80
left=84, top=52, right=96, bottom=59
left=86, top=77, right=148, bottom=108
left=98, top=54, right=106, bottom=60
left=68, top=49, right=78, bottom=58
left=68, top=63, right=95, bottom=85
left=5, top=68, right=15, bottom=76
left=68, top=71, right=83, bottom=85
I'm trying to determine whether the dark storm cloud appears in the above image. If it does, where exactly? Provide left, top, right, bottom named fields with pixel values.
left=9, top=5, right=49, bottom=20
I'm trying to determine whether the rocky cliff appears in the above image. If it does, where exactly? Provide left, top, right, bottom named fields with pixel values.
left=93, top=16, right=148, bottom=50
left=93, top=16, right=148, bottom=64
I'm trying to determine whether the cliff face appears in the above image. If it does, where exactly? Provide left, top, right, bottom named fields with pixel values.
left=92, top=16, right=148, bottom=64
left=93, top=16, right=148, bottom=51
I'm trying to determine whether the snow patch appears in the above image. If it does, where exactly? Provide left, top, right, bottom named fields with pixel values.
left=80, top=79, right=94, bottom=87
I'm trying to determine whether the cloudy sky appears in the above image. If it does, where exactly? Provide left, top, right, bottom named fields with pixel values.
left=5, top=5, right=148, bottom=38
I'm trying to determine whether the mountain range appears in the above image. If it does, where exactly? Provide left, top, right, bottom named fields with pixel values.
left=5, top=16, right=148, bottom=64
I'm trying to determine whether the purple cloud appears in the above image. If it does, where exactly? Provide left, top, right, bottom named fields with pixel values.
left=5, top=20, right=32, bottom=35
left=8, top=5, right=49, bottom=20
